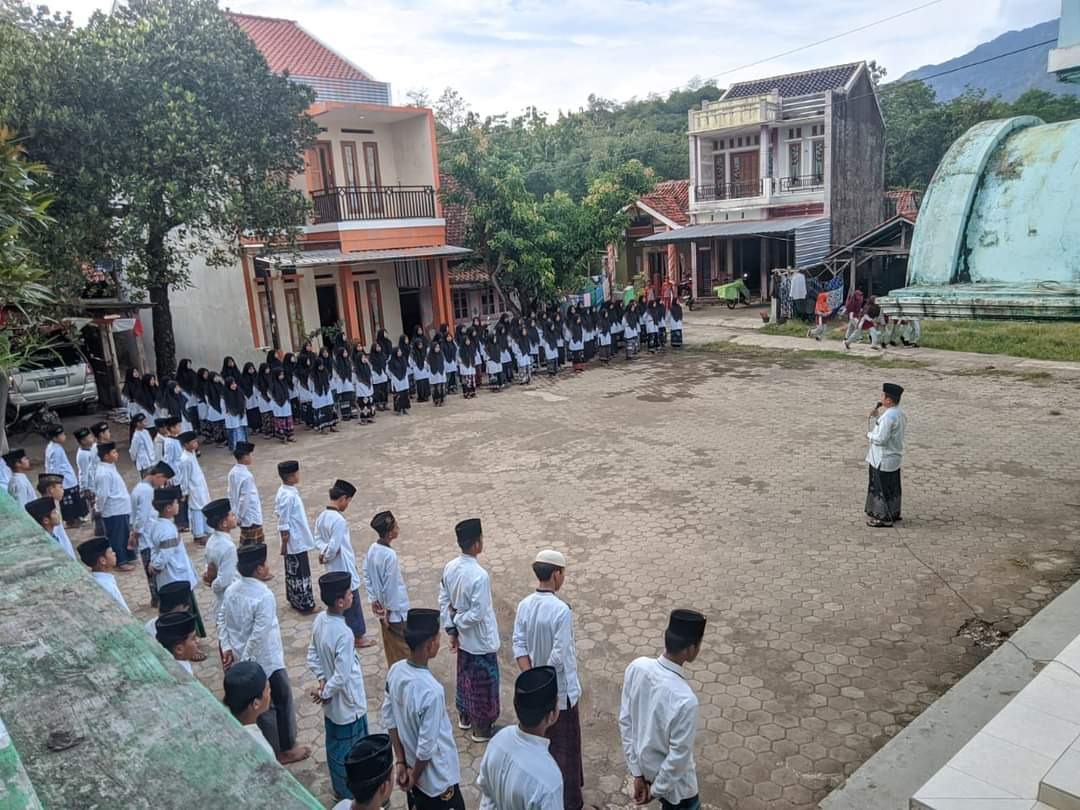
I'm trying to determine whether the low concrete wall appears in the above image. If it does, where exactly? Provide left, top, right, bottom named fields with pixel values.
left=0, top=491, right=322, bottom=809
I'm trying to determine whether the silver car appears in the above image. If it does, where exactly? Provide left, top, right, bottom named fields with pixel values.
left=7, top=343, right=98, bottom=419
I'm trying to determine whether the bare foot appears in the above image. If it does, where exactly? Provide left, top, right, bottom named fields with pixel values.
left=116, top=564, right=136, bottom=572
left=276, top=746, right=311, bottom=765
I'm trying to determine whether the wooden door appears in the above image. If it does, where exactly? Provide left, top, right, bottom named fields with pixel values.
left=314, top=142, right=336, bottom=191
left=365, top=279, right=384, bottom=340
left=730, top=150, right=760, bottom=198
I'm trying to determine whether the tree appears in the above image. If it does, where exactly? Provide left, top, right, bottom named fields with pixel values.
left=1, top=0, right=317, bottom=374
left=435, top=86, right=474, bottom=133
left=404, top=87, right=431, bottom=108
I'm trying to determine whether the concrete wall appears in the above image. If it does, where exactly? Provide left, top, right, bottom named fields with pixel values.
left=828, top=71, right=886, bottom=247
left=390, top=114, right=438, bottom=189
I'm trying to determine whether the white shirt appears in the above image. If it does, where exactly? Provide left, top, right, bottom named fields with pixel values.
left=381, top=661, right=460, bottom=798
left=0, top=462, right=9, bottom=491
left=274, top=484, right=316, bottom=554
left=363, top=542, right=410, bottom=623
left=91, top=571, right=130, bottom=613
left=219, top=576, right=286, bottom=676
left=129, top=480, right=156, bottom=551
left=178, top=449, right=210, bottom=510
left=45, top=441, right=77, bottom=489
left=8, top=472, right=35, bottom=506
left=52, top=523, right=76, bottom=560
left=439, top=554, right=500, bottom=655
left=512, top=591, right=581, bottom=709
left=315, top=508, right=359, bottom=590
left=161, top=437, right=182, bottom=485
left=147, top=516, right=198, bottom=589
left=618, top=656, right=700, bottom=803
left=204, top=529, right=239, bottom=623
left=245, top=724, right=275, bottom=757
left=476, top=725, right=563, bottom=810
left=789, top=271, right=807, bottom=300
left=866, top=405, right=906, bottom=472
left=228, top=463, right=262, bottom=527
left=307, top=611, right=367, bottom=725
left=93, top=463, right=130, bottom=518
left=129, top=429, right=155, bottom=471
left=76, top=446, right=96, bottom=492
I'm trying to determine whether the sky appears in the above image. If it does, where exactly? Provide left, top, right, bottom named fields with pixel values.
left=53, top=0, right=1061, bottom=117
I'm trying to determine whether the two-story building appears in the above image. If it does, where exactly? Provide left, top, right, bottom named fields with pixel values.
left=154, top=13, right=468, bottom=364
left=636, top=62, right=885, bottom=301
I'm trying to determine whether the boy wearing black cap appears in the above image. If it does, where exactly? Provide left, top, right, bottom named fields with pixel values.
left=25, top=495, right=76, bottom=559
left=36, top=475, right=75, bottom=558
left=330, top=734, right=395, bottom=810
left=382, top=608, right=464, bottom=810
left=93, top=442, right=136, bottom=571
left=223, top=661, right=275, bottom=757
left=364, top=509, right=411, bottom=667
left=128, top=413, right=155, bottom=475
left=147, top=486, right=205, bottom=641
left=439, top=517, right=501, bottom=743
left=476, top=667, right=564, bottom=810
left=159, top=417, right=186, bottom=529
left=220, top=543, right=311, bottom=765
left=177, top=431, right=210, bottom=546
left=44, top=425, right=85, bottom=527
left=308, top=571, right=369, bottom=800
left=74, top=427, right=97, bottom=522
left=866, top=382, right=907, bottom=528
left=227, top=441, right=264, bottom=546
left=155, top=610, right=200, bottom=674
left=619, top=608, right=706, bottom=810
left=274, top=460, right=317, bottom=613
left=77, top=536, right=130, bottom=613
left=203, top=497, right=239, bottom=627
left=5, top=448, right=35, bottom=506
left=316, top=480, right=372, bottom=648
left=146, top=580, right=201, bottom=645
left=131, top=462, right=174, bottom=607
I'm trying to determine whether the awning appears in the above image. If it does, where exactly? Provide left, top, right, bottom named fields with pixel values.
left=635, top=216, right=827, bottom=245
left=257, top=244, right=471, bottom=269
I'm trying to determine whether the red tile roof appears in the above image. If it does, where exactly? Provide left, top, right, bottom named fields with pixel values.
left=228, top=12, right=371, bottom=81
left=637, top=179, right=690, bottom=226
left=439, top=173, right=470, bottom=246
left=449, top=266, right=491, bottom=285
left=885, top=189, right=921, bottom=219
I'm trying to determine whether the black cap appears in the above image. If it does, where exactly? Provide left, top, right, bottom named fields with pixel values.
left=77, top=536, right=110, bottom=566
left=344, top=734, right=394, bottom=797
left=277, top=460, right=299, bottom=477
left=223, top=661, right=268, bottom=716
left=37, top=473, right=63, bottom=487
left=332, top=479, right=356, bottom=498
left=203, top=498, right=231, bottom=528
left=130, top=413, right=146, bottom=425
left=177, top=430, right=198, bottom=445
left=157, top=581, right=193, bottom=611
left=3, top=448, right=26, bottom=467
left=237, top=543, right=267, bottom=574
left=370, top=510, right=396, bottom=536
left=514, top=665, right=558, bottom=713
left=164, top=416, right=182, bottom=428
left=883, top=382, right=904, bottom=402
left=319, top=571, right=352, bottom=603
left=233, top=441, right=255, bottom=458
left=152, top=485, right=182, bottom=506
left=73, top=427, right=91, bottom=440
left=405, top=608, right=440, bottom=640
left=154, top=417, right=169, bottom=429
left=25, top=496, right=57, bottom=523
left=155, top=611, right=197, bottom=646
left=152, top=461, right=175, bottom=478
left=96, top=442, right=116, bottom=458
left=667, top=609, right=707, bottom=642
left=45, top=424, right=65, bottom=438
left=455, top=518, right=482, bottom=549
left=90, top=421, right=109, bottom=436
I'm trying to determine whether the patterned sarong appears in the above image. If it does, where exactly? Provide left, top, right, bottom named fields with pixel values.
left=60, top=486, right=87, bottom=522
left=455, top=649, right=500, bottom=728
left=548, top=701, right=585, bottom=810
left=239, top=524, right=264, bottom=546
left=284, top=551, right=315, bottom=611
left=866, top=465, right=902, bottom=522
left=325, top=714, right=368, bottom=800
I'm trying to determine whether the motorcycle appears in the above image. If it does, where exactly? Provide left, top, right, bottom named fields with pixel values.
left=676, top=280, right=696, bottom=311
left=5, top=400, right=62, bottom=441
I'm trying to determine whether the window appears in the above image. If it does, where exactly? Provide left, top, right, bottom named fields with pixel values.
left=452, top=288, right=469, bottom=320
left=812, top=140, right=825, bottom=183
left=341, top=142, right=362, bottom=187
left=363, top=142, right=382, bottom=187
left=314, top=142, right=335, bottom=190
left=811, top=124, right=824, bottom=137
left=789, top=142, right=802, bottom=181
left=787, top=127, right=802, bottom=140
left=284, top=286, right=304, bottom=351
left=480, top=289, right=498, bottom=316
left=350, top=281, right=368, bottom=346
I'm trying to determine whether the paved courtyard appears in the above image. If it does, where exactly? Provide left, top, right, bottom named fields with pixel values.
left=62, top=334, right=1080, bottom=809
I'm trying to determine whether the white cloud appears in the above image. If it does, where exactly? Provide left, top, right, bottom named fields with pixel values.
left=42, top=0, right=1064, bottom=116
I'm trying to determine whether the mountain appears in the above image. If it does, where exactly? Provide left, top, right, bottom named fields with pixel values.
left=898, top=18, right=1080, bottom=102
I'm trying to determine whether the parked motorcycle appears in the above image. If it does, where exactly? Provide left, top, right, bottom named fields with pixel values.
left=677, top=280, right=696, bottom=311
left=6, top=401, right=62, bottom=441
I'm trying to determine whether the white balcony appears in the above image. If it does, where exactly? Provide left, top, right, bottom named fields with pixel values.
left=689, top=92, right=779, bottom=135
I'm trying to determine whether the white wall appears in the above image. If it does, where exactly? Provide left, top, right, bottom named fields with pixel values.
left=390, top=115, right=436, bottom=188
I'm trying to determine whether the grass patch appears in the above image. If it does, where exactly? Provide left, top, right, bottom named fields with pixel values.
left=688, top=340, right=927, bottom=369
left=952, top=367, right=1054, bottom=384
left=762, top=319, right=1080, bottom=362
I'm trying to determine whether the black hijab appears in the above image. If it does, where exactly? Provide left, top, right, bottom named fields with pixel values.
left=411, top=339, right=426, bottom=368
left=570, top=317, right=583, bottom=343
left=295, top=356, right=312, bottom=388
left=239, top=363, right=257, bottom=397
left=224, top=378, right=246, bottom=415
left=157, top=378, right=184, bottom=418
left=670, top=300, right=683, bottom=321
left=353, top=349, right=372, bottom=386
left=333, top=347, right=352, bottom=381
left=442, top=335, right=457, bottom=363
left=195, top=368, right=211, bottom=402
left=312, top=359, right=332, bottom=396
left=207, top=373, right=227, bottom=408
left=221, top=356, right=240, bottom=381
left=256, top=363, right=272, bottom=399
left=270, top=369, right=290, bottom=406
left=370, top=343, right=387, bottom=375
left=176, top=359, right=197, bottom=395
left=427, top=342, right=444, bottom=375
left=376, top=329, right=393, bottom=357
left=459, top=336, right=477, bottom=367
left=388, top=347, right=408, bottom=380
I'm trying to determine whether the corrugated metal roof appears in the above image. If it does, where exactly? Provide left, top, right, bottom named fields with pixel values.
left=794, top=218, right=832, bottom=268
left=258, top=245, right=471, bottom=268
left=636, top=217, right=827, bottom=244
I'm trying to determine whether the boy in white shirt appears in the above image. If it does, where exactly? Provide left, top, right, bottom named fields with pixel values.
left=274, top=460, right=316, bottom=613
left=364, top=509, right=410, bottom=667
left=202, top=497, right=239, bottom=627
left=177, top=431, right=210, bottom=546
left=74, top=427, right=97, bottom=523
left=223, top=661, right=275, bottom=757
left=93, top=441, right=136, bottom=571
left=25, top=494, right=76, bottom=560
left=4, top=447, right=35, bottom=506
left=44, top=424, right=85, bottom=527
left=316, top=479, right=372, bottom=648
left=154, top=610, right=200, bottom=675
left=77, top=535, right=130, bottom=613
left=330, top=735, right=395, bottom=810
left=128, top=413, right=156, bottom=474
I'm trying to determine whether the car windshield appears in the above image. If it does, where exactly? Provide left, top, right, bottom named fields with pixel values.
left=16, top=344, right=84, bottom=371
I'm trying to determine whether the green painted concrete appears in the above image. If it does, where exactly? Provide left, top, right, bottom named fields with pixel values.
left=0, top=491, right=324, bottom=809
left=0, top=718, right=43, bottom=810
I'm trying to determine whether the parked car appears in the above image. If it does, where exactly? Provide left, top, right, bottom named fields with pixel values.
left=6, top=342, right=98, bottom=421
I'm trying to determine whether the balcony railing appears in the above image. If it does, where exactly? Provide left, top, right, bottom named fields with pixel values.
left=689, top=92, right=779, bottom=135
left=695, top=179, right=766, bottom=202
left=777, top=174, right=825, bottom=193
left=310, top=185, right=437, bottom=224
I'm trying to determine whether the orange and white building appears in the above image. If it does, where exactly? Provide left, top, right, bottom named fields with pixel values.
left=156, top=13, right=468, bottom=363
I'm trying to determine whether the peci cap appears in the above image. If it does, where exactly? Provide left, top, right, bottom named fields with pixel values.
left=154, top=417, right=169, bottom=429
left=344, top=734, right=394, bottom=796
left=454, top=518, right=482, bottom=549
left=370, top=510, right=396, bottom=536
left=277, top=460, right=299, bottom=477
left=73, top=427, right=91, bottom=440
left=318, top=571, right=352, bottom=603
left=152, top=461, right=175, bottom=479
left=667, top=609, right=707, bottom=643
left=37, top=473, right=63, bottom=488
left=77, top=536, right=110, bottom=567
left=3, top=448, right=27, bottom=467
left=534, top=549, right=567, bottom=568
left=176, top=430, right=198, bottom=445
left=223, top=661, right=268, bottom=716
left=152, top=485, right=182, bottom=506
left=163, top=416, right=182, bottom=428
left=45, top=424, right=65, bottom=438
left=332, top=479, right=357, bottom=498
left=157, top=581, right=192, bottom=612
left=155, top=611, right=197, bottom=646
left=405, top=608, right=440, bottom=640
left=25, top=496, right=57, bottom=523
left=883, top=382, right=904, bottom=402
left=202, top=498, right=231, bottom=529
left=96, top=441, right=117, bottom=458
left=513, top=665, right=558, bottom=713
left=90, top=421, right=109, bottom=436
left=130, top=413, right=146, bottom=425
left=237, top=543, right=268, bottom=572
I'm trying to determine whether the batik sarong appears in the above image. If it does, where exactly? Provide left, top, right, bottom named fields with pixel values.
left=866, top=465, right=902, bottom=522
left=239, top=523, right=264, bottom=546
left=337, top=391, right=356, bottom=421
left=374, top=381, right=389, bottom=410
left=455, top=649, right=500, bottom=729
left=315, top=405, right=337, bottom=432
left=547, top=701, right=585, bottom=810
left=274, top=416, right=294, bottom=441
left=325, top=714, right=368, bottom=800
left=60, top=485, right=87, bottom=522
left=284, top=551, right=315, bottom=611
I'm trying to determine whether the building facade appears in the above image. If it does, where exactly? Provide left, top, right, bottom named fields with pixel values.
left=638, top=62, right=885, bottom=301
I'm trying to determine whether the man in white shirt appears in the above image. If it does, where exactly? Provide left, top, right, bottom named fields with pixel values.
left=44, top=425, right=86, bottom=527
left=223, top=661, right=276, bottom=758
left=227, top=441, right=264, bottom=546
left=477, top=666, right=564, bottom=810
left=382, top=608, right=464, bottom=810
left=128, top=413, right=155, bottom=474
left=274, top=460, right=316, bottom=613
left=439, top=517, right=501, bottom=742
left=619, top=609, right=707, bottom=810
left=866, top=382, right=907, bottom=528
left=158, top=417, right=185, bottom=530
left=330, top=734, right=395, bottom=810
left=25, top=495, right=76, bottom=560
left=220, top=543, right=311, bottom=765
left=202, top=497, right=239, bottom=626
left=316, top=479, right=372, bottom=649
left=153, top=610, right=200, bottom=675
left=131, top=462, right=172, bottom=607
left=146, top=486, right=208, bottom=651
left=5, top=447, right=36, bottom=506
left=512, top=549, right=583, bottom=809
left=364, top=509, right=410, bottom=667
left=308, top=571, right=369, bottom=801
left=74, top=427, right=96, bottom=522
left=177, top=431, right=210, bottom=546
left=77, top=535, right=130, bottom=613
left=93, top=442, right=137, bottom=571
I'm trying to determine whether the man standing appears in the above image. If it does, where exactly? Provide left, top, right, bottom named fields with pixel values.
left=308, top=571, right=369, bottom=801
left=619, top=609, right=707, bottom=810
left=316, top=479, right=372, bottom=649
left=220, top=543, right=311, bottom=765
left=131, top=462, right=173, bottom=607
left=439, top=517, right=501, bottom=742
left=93, top=442, right=136, bottom=572
left=512, top=549, right=583, bottom=809
left=363, top=510, right=411, bottom=667
left=5, top=448, right=36, bottom=506
left=476, top=667, right=564, bottom=810
left=382, top=608, right=464, bottom=810
left=228, top=441, right=264, bottom=547
left=866, top=382, right=907, bottom=528
left=44, top=425, right=85, bottom=527
left=274, top=460, right=317, bottom=613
